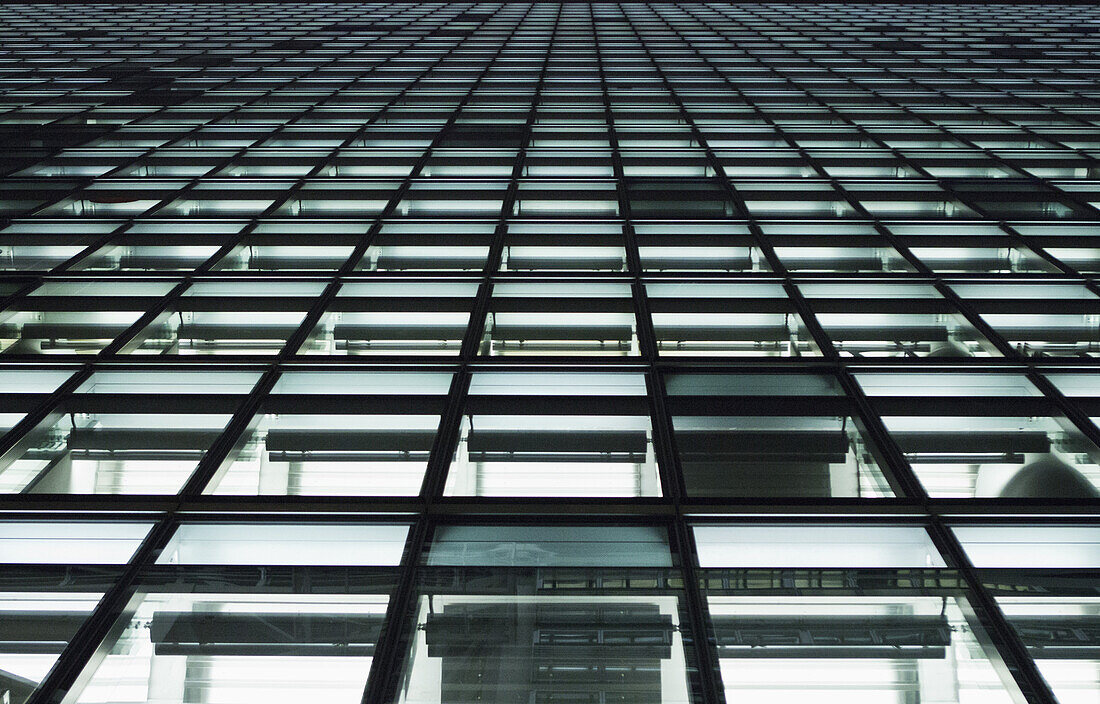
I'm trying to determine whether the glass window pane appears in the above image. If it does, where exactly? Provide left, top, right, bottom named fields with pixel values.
left=0, top=521, right=151, bottom=564
left=775, top=246, right=914, bottom=273
left=427, top=525, right=672, bottom=567
left=302, top=282, right=476, bottom=357
left=208, top=371, right=451, bottom=496
left=445, top=372, right=660, bottom=497
left=666, top=374, right=893, bottom=498
left=127, top=282, right=323, bottom=355
left=211, top=414, right=438, bottom=496
left=701, top=570, right=1024, bottom=704
left=68, top=523, right=403, bottom=704
left=985, top=572, right=1100, bottom=704
left=0, top=371, right=252, bottom=494
left=693, top=525, right=946, bottom=568
left=157, top=523, right=409, bottom=566
left=0, top=592, right=103, bottom=704
left=359, top=222, right=492, bottom=272
left=75, top=237, right=223, bottom=272
left=802, top=284, right=1000, bottom=358
left=881, top=415, right=1100, bottom=499
left=0, top=521, right=140, bottom=704
left=952, top=526, right=1100, bottom=568
left=856, top=373, right=1042, bottom=398
left=647, top=283, right=820, bottom=357
left=396, top=561, right=695, bottom=704
left=73, top=592, right=391, bottom=704
left=484, top=282, right=638, bottom=356
left=0, top=279, right=159, bottom=354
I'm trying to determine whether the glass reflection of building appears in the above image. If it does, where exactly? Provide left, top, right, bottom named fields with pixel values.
left=0, top=2, right=1097, bottom=704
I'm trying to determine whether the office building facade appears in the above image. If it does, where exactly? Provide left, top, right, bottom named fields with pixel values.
left=0, top=2, right=1097, bottom=703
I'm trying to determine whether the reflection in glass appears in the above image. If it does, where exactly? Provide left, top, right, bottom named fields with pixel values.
left=856, top=373, right=1041, bottom=398
left=0, top=244, right=87, bottom=271
left=72, top=593, right=389, bottom=704
left=692, top=525, right=945, bottom=568
left=653, top=312, right=821, bottom=357
left=952, top=526, right=1100, bottom=569
left=817, top=313, right=999, bottom=358
left=0, top=522, right=151, bottom=564
left=76, top=244, right=220, bottom=272
left=0, top=413, right=230, bottom=494
left=209, top=414, right=436, bottom=496
left=639, top=245, right=767, bottom=272
left=303, top=282, right=476, bottom=357
left=129, top=282, right=320, bottom=355
left=775, top=246, right=914, bottom=273
left=997, top=596, right=1100, bottom=704
left=980, top=314, right=1100, bottom=358
left=0, top=593, right=101, bottom=704
left=395, top=566, right=693, bottom=704
left=647, top=283, right=819, bottom=357
left=427, top=525, right=672, bottom=567
left=214, top=243, right=354, bottom=271
left=445, top=414, right=660, bottom=497
left=131, top=311, right=305, bottom=355
left=483, top=283, right=638, bottom=356
left=359, top=222, right=492, bottom=272
left=484, top=311, right=638, bottom=355
left=0, top=311, right=142, bottom=354
left=882, top=416, right=1100, bottom=498
left=708, top=593, right=1022, bottom=704
left=671, top=416, right=892, bottom=498
left=156, top=523, right=409, bottom=566
left=447, top=373, right=660, bottom=497
left=909, top=246, right=1057, bottom=274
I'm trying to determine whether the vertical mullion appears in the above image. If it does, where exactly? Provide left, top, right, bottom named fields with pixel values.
left=930, top=279, right=1021, bottom=360
left=835, top=368, right=930, bottom=502
left=0, top=364, right=94, bottom=464
left=592, top=4, right=656, bottom=363
left=461, top=3, right=561, bottom=355
left=24, top=517, right=180, bottom=704
left=359, top=511, right=434, bottom=704
left=177, top=368, right=281, bottom=497
left=925, top=519, right=1060, bottom=704
left=603, top=7, right=727, bottom=704
left=647, top=368, right=727, bottom=704
left=1025, top=369, right=1100, bottom=474
left=359, top=8, right=546, bottom=704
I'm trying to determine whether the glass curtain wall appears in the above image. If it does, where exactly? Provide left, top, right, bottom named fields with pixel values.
left=0, top=3, right=1097, bottom=704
